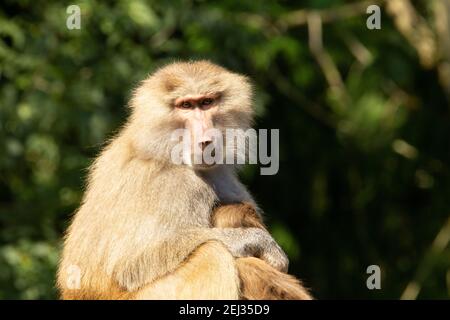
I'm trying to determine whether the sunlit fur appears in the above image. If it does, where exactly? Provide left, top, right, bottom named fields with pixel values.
left=57, top=60, right=311, bottom=300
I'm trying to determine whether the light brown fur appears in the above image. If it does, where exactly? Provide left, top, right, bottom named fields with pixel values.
left=57, top=60, right=311, bottom=300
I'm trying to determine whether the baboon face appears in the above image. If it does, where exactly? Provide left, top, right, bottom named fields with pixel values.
left=128, top=61, right=254, bottom=169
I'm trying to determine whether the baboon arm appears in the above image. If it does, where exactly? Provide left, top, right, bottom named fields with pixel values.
left=131, top=241, right=240, bottom=299
left=112, top=227, right=256, bottom=292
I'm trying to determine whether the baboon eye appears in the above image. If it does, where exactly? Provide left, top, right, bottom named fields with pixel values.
left=201, top=98, right=213, bottom=106
left=179, top=101, right=193, bottom=109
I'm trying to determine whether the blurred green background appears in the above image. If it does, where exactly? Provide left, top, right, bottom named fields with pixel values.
left=1, top=0, right=450, bottom=299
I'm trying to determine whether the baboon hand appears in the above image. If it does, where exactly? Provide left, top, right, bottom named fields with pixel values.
left=218, top=227, right=289, bottom=272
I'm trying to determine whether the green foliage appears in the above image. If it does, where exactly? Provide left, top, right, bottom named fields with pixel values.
left=0, top=241, right=58, bottom=299
left=0, top=0, right=449, bottom=299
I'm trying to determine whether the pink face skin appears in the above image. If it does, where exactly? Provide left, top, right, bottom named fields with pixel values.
left=174, top=94, right=220, bottom=152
